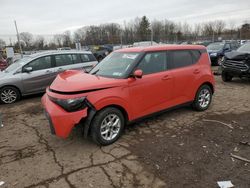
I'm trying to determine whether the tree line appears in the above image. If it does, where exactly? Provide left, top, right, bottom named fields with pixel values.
left=0, top=16, right=250, bottom=51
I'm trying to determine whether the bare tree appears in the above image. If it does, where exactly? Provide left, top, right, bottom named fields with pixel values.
left=33, top=35, right=45, bottom=50
left=0, top=38, right=6, bottom=48
left=20, top=32, right=33, bottom=49
left=214, top=20, right=226, bottom=36
left=53, top=34, right=63, bottom=47
left=62, top=31, right=72, bottom=47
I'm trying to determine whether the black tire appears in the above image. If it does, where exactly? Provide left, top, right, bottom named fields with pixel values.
left=222, top=71, right=233, bottom=82
left=0, top=86, right=21, bottom=104
left=91, top=107, right=125, bottom=146
left=192, top=85, right=212, bottom=111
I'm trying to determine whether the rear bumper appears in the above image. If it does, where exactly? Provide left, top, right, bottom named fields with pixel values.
left=41, top=94, right=88, bottom=138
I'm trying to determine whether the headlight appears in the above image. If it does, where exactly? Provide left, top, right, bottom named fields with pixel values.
left=210, top=53, right=217, bottom=56
left=49, top=96, right=87, bottom=112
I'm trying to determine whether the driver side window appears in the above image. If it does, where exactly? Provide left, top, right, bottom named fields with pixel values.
left=137, top=52, right=167, bottom=75
left=23, top=56, right=52, bottom=72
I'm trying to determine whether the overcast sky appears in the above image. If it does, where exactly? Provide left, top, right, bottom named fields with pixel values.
left=1, top=0, right=250, bottom=36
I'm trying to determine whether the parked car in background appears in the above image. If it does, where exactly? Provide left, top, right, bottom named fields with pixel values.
left=194, top=41, right=212, bottom=47
left=207, top=41, right=239, bottom=65
left=57, top=47, right=71, bottom=51
left=42, top=45, right=215, bottom=145
left=90, top=45, right=113, bottom=62
left=0, top=50, right=98, bottom=104
left=133, top=41, right=158, bottom=47
left=0, top=58, right=8, bottom=71
left=221, top=42, right=250, bottom=82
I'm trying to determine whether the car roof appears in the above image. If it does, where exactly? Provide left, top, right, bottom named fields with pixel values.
left=29, top=50, right=93, bottom=59
left=116, top=45, right=206, bottom=53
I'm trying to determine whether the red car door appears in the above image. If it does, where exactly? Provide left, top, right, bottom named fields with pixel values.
left=169, top=50, right=200, bottom=104
left=128, top=51, right=174, bottom=119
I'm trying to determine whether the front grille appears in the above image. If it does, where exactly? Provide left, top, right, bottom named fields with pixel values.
left=223, top=60, right=249, bottom=71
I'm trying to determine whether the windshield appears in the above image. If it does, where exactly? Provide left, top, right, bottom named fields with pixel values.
left=89, top=52, right=140, bottom=78
left=207, top=43, right=224, bottom=51
left=4, top=57, right=30, bottom=72
left=237, top=43, right=250, bottom=53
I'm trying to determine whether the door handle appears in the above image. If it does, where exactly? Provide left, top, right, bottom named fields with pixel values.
left=46, top=70, right=53, bottom=73
left=162, top=75, right=172, bottom=80
left=57, top=68, right=64, bottom=72
left=193, top=69, right=200, bottom=74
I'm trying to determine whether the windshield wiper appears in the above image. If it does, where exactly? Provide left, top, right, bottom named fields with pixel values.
left=91, top=69, right=99, bottom=75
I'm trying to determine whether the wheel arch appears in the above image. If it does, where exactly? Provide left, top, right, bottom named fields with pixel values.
left=99, top=104, right=129, bottom=123
left=200, top=82, right=214, bottom=94
left=83, top=102, right=130, bottom=138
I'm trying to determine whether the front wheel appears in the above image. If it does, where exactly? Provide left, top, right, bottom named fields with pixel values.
left=193, top=85, right=212, bottom=111
left=0, top=86, right=21, bottom=104
left=91, top=107, right=125, bottom=146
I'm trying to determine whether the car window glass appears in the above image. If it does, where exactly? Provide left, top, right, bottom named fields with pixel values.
left=170, top=50, right=193, bottom=69
left=190, top=50, right=201, bottom=63
left=137, top=52, right=166, bottom=75
left=72, top=54, right=82, bottom=64
left=88, top=54, right=97, bottom=61
left=24, top=56, right=51, bottom=71
left=80, top=54, right=91, bottom=62
left=225, top=44, right=230, bottom=50
left=55, top=54, right=73, bottom=67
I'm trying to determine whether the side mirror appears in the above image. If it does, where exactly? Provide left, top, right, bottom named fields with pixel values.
left=224, top=48, right=230, bottom=51
left=23, top=67, right=33, bottom=73
left=133, top=69, right=143, bottom=79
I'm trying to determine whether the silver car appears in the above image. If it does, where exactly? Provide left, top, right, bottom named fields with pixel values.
left=0, top=50, right=98, bottom=104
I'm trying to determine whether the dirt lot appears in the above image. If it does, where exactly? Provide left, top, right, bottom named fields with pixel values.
left=0, top=76, right=249, bottom=188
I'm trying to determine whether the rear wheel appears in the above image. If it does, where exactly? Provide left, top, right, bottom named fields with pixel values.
left=222, top=71, right=233, bottom=82
left=193, top=85, right=212, bottom=111
left=0, top=86, right=20, bottom=104
left=91, top=107, right=125, bottom=146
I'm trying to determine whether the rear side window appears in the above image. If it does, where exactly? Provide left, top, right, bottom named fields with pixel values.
left=137, top=52, right=167, bottom=75
left=55, top=54, right=73, bottom=67
left=72, top=54, right=82, bottom=64
left=170, top=50, right=193, bottom=69
left=80, top=54, right=96, bottom=62
left=24, top=56, right=52, bottom=71
left=190, top=50, right=201, bottom=63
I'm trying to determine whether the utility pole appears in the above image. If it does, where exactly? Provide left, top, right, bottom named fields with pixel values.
left=14, top=20, right=23, bottom=57
left=151, top=26, right=154, bottom=46
left=120, top=31, right=123, bottom=49
left=212, top=30, right=215, bottom=42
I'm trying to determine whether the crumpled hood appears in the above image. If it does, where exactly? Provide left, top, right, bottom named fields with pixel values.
left=50, top=70, right=125, bottom=93
left=225, top=51, right=250, bottom=61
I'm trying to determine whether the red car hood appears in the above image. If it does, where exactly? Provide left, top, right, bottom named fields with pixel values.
left=50, top=70, right=125, bottom=92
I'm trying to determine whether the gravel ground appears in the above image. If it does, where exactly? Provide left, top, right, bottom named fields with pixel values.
left=0, top=76, right=249, bottom=188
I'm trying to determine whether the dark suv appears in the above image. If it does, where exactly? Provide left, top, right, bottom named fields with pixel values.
left=221, top=42, right=250, bottom=82
left=207, top=42, right=239, bottom=65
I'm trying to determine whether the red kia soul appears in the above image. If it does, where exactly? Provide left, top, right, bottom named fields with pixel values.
left=42, top=45, right=215, bottom=145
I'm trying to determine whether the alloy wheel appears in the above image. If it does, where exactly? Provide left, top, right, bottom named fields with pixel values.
left=100, top=114, right=121, bottom=141
left=1, top=89, right=17, bottom=104
left=198, top=88, right=211, bottom=109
